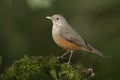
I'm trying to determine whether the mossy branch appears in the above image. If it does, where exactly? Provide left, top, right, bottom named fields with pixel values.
left=0, top=55, right=95, bottom=80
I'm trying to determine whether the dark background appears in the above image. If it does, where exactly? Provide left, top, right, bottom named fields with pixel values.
left=0, top=0, right=120, bottom=80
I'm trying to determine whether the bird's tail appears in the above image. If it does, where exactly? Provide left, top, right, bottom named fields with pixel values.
left=87, top=44, right=108, bottom=59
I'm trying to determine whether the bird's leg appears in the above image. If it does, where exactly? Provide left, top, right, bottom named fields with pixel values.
left=67, top=51, right=73, bottom=64
left=57, top=51, right=70, bottom=59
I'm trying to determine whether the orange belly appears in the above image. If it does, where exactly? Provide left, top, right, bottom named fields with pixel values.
left=53, top=35, right=81, bottom=51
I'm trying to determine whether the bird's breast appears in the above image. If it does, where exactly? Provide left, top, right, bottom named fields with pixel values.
left=52, top=27, right=81, bottom=51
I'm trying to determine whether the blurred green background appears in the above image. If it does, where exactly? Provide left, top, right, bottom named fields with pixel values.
left=0, top=0, right=120, bottom=80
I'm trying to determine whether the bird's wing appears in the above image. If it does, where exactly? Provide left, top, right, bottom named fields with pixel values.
left=59, top=26, right=107, bottom=58
left=59, top=26, right=91, bottom=51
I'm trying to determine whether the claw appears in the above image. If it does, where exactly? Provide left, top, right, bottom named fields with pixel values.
left=57, top=56, right=63, bottom=59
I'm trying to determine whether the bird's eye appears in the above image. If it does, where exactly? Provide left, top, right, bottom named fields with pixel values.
left=56, top=18, right=59, bottom=20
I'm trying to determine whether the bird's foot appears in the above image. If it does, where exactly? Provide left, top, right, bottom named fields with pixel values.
left=57, top=56, right=72, bottom=64
left=57, top=56, right=63, bottom=59
left=67, top=61, right=71, bottom=64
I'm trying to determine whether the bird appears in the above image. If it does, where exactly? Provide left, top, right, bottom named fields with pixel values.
left=46, top=14, right=107, bottom=63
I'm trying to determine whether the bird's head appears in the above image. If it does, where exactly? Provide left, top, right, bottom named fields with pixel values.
left=46, top=14, right=68, bottom=27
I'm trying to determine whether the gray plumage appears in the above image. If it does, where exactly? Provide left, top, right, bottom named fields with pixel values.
left=46, top=14, right=107, bottom=59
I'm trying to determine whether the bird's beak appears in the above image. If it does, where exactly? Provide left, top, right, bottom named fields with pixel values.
left=46, top=16, right=52, bottom=20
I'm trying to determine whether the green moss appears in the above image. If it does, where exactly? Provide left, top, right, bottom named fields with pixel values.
left=59, top=64, right=81, bottom=80
left=0, top=55, right=95, bottom=80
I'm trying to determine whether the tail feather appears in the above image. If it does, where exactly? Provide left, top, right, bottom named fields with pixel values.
left=87, top=44, right=107, bottom=59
